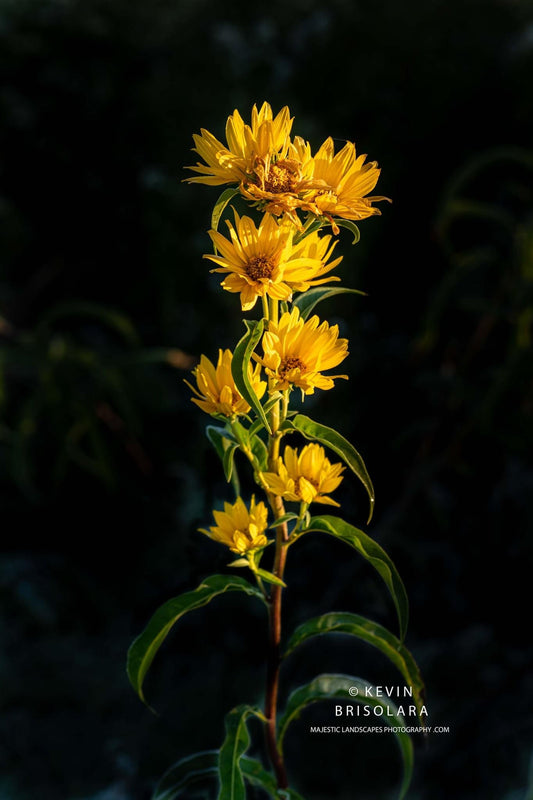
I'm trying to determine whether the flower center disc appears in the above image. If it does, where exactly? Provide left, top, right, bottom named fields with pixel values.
left=279, top=355, right=306, bottom=378
left=263, top=162, right=298, bottom=193
left=246, top=255, right=275, bottom=281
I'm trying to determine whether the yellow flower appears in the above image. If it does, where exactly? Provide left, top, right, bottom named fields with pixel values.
left=185, top=349, right=266, bottom=417
left=240, top=135, right=317, bottom=220
left=185, top=102, right=294, bottom=187
left=204, top=211, right=342, bottom=311
left=263, top=443, right=345, bottom=506
left=256, top=306, right=349, bottom=395
left=199, top=496, right=269, bottom=554
left=304, top=137, right=390, bottom=231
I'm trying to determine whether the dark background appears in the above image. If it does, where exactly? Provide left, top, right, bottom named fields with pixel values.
left=1, top=0, right=532, bottom=798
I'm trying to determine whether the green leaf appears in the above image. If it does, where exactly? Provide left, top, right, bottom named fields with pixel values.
left=277, top=674, right=413, bottom=800
left=205, top=426, right=240, bottom=497
left=293, top=287, right=366, bottom=321
left=333, top=219, right=361, bottom=243
left=250, top=433, right=269, bottom=471
left=222, top=441, right=240, bottom=483
left=232, top=320, right=271, bottom=434
left=284, top=613, right=425, bottom=721
left=262, top=392, right=284, bottom=415
left=282, top=414, right=375, bottom=523
left=153, top=750, right=219, bottom=800
left=127, top=575, right=266, bottom=705
left=268, top=512, right=300, bottom=530
left=211, top=188, right=240, bottom=234
left=218, top=705, right=265, bottom=800
left=304, top=516, right=408, bottom=640
left=254, top=567, right=287, bottom=588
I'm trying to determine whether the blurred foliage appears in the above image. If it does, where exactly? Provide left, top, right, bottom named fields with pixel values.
left=0, top=0, right=532, bottom=798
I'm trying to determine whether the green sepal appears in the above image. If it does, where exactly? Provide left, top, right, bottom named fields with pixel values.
left=303, top=515, right=408, bottom=640
left=218, top=704, right=266, bottom=800
left=333, top=219, right=361, bottom=243
left=227, top=558, right=249, bottom=568
left=277, top=674, right=413, bottom=800
left=281, top=413, right=375, bottom=523
left=293, top=287, right=366, bottom=321
left=127, top=575, right=266, bottom=705
left=232, top=319, right=271, bottom=434
left=211, top=188, right=240, bottom=234
left=284, top=612, right=425, bottom=721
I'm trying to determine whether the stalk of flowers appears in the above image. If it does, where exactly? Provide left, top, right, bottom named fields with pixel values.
left=129, top=103, right=424, bottom=800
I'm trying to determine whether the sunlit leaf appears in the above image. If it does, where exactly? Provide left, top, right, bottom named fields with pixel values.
left=284, top=612, right=425, bottom=720
left=268, top=512, right=299, bottom=530
left=333, top=219, right=361, bottom=243
left=127, top=575, right=266, bottom=705
left=254, top=567, right=286, bottom=588
left=293, top=287, right=366, bottom=321
left=282, top=414, right=374, bottom=523
left=211, top=187, right=240, bottom=234
left=250, top=433, right=268, bottom=470
left=222, top=441, right=239, bottom=483
left=232, top=320, right=271, bottom=434
left=277, top=674, right=413, bottom=800
left=303, top=516, right=408, bottom=640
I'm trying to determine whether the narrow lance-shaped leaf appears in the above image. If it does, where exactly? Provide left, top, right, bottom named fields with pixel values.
left=127, top=575, right=266, bottom=704
left=293, top=287, right=366, bottom=322
left=223, top=441, right=240, bottom=483
left=282, top=414, right=374, bottom=523
left=232, top=319, right=271, bottom=434
left=218, top=705, right=265, bottom=800
left=303, top=516, right=408, bottom=640
left=333, top=219, right=361, bottom=243
left=211, top=188, right=240, bottom=234
left=284, top=612, right=425, bottom=721
left=277, top=674, right=413, bottom=800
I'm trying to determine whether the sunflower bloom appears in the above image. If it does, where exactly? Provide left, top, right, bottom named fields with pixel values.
left=256, top=307, right=349, bottom=395
left=199, top=496, right=269, bottom=554
left=240, top=135, right=317, bottom=220
left=186, top=103, right=294, bottom=187
left=305, top=137, right=390, bottom=231
left=263, top=443, right=345, bottom=506
left=205, top=212, right=342, bottom=311
left=185, top=349, right=266, bottom=417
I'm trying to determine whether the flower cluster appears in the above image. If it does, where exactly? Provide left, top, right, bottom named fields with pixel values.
left=185, top=102, right=387, bottom=559
left=186, top=102, right=389, bottom=231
